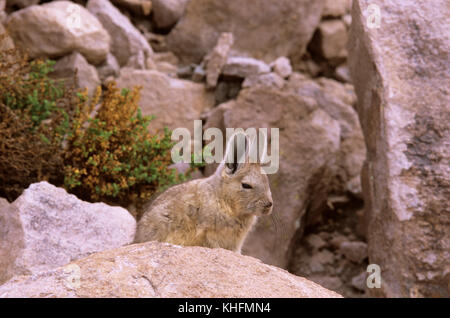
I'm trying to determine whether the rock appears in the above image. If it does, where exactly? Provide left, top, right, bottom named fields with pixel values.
left=152, top=0, right=189, bottom=29
left=152, top=51, right=179, bottom=66
left=0, top=241, right=342, bottom=297
left=242, top=73, right=285, bottom=89
left=339, top=241, right=367, bottom=263
left=222, top=57, right=271, bottom=78
left=349, top=0, right=450, bottom=297
left=271, top=56, right=292, bottom=79
left=155, top=61, right=178, bottom=77
left=51, top=52, right=101, bottom=95
left=116, top=68, right=214, bottom=135
left=351, top=271, right=367, bottom=291
left=286, top=73, right=365, bottom=197
left=343, top=14, right=352, bottom=28
left=0, top=182, right=136, bottom=285
left=311, top=20, right=348, bottom=61
left=322, top=0, right=351, bottom=17
left=96, top=52, right=120, bottom=82
left=6, top=1, right=110, bottom=65
left=204, top=32, right=234, bottom=88
left=204, top=86, right=341, bottom=268
left=305, top=234, right=327, bottom=250
left=191, top=64, right=206, bottom=82
left=111, top=0, right=152, bottom=16
left=311, top=276, right=343, bottom=291
left=87, top=0, right=153, bottom=68
left=167, top=0, right=325, bottom=64
left=335, top=64, right=352, bottom=83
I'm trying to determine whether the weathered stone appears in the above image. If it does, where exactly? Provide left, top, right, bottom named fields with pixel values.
left=116, top=68, right=214, bottom=135
left=87, top=0, right=153, bottom=68
left=204, top=86, right=341, bottom=268
left=96, top=52, right=120, bottom=82
left=339, top=241, right=367, bottom=263
left=351, top=271, right=367, bottom=291
left=0, top=182, right=136, bottom=285
left=305, top=234, right=327, bottom=250
left=271, top=56, right=292, bottom=79
left=0, top=241, right=342, bottom=297
left=349, top=0, right=450, bottom=297
left=322, top=0, right=351, bottom=17
left=312, top=20, right=348, bottom=61
left=335, top=63, right=352, bottom=83
left=242, top=73, right=285, bottom=89
left=152, top=0, right=189, bottom=29
left=222, top=57, right=270, bottom=78
left=286, top=73, right=365, bottom=197
left=167, top=0, right=325, bottom=64
left=51, top=52, right=101, bottom=95
left=204, top=32, right=234, bottom=88
left=6, top=1, right=110, bottom=64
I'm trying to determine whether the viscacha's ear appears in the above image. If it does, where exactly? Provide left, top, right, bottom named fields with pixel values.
left=216, top=132, right=251, bottom=176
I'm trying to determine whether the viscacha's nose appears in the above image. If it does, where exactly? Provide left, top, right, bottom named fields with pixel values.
left=265, top=201, right=273, bottom=208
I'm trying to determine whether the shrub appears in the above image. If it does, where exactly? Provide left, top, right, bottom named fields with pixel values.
left=64, top=82, right=181, bottom=206
left=0, top=33, right=76, bottom=201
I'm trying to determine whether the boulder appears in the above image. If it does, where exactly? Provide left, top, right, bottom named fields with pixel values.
left=204, top=86, right=341, bottom=268
left=116, top=68, right=214, bottom=135
left=0, top=241, right=342, bottom=297
left=322, top=0, right=351, bottom=17
left=286, top=73, right=365, bottom=197
left=152, top=0, right=190, bottom=29
left=311, top=20, right=349, bottom=61
left=339, top=241, right=367, bottom=263
left=51, top=52, right=101, bottom=95
left=87, top=0, right=153, bottom=68
left=167, top=0, right=325, bottom=64
left=204, top=32, right=234, bottom=88
left=96, top=52, right=120, bottom=82
left=6, top=1, right=110, bottom=65
left=242, top=73, right=285, bottom=89
left=222, top=57, right=270, bottom=78
left=270, top=56, right=292, bottom=79
left=0, top=182, right=136, bottom=285
left=349, top=0, right=450, bottom=297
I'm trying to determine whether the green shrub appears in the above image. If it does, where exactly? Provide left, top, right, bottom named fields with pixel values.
left=64, top=82, right=182, bottom=206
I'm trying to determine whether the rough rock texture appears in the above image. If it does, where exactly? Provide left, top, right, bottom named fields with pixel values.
left=51, top=52, right=101, bottom=95
left=167, top=0, right=325, bottom=64
left=96, top=52, right=120, bottom=82
left=87, top=0, right=153, bottom=68
left=204, top=32, right=234, bottom=88
left=0, top=182, right=136, bottom=285
left=204, top=86, right=341, bottom=268
left=0, top=241, right=342, bottom=297
left=271, top=56, right=292, bottom=79
left=6, top=1, right=110, bottom=64
left=222, top=57, right=270, bottom=78
left=322, top=0, right=351, bottom=17
left=339, top=241, right=367, bottom=263
left=152, top=0, right=189, bottom=29
left=312, top=20, right=348, bottom=61
left=349, top=0, right=450, bottom=297
left=286, top=73, right=365, bottom=197
left=116, top=68, right=214, bottom=135
left=242, top=73, right=285, bottom=89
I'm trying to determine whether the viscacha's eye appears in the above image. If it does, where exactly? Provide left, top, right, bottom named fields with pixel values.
left=242, top=183, right=253, bottom=189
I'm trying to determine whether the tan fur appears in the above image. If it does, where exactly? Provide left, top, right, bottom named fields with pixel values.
left=135, top=139, right=273, bottom=253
